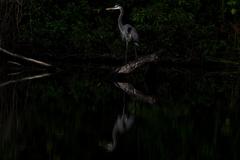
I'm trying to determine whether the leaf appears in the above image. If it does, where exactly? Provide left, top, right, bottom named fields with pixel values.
left=231, top=8, right=237, bottom=15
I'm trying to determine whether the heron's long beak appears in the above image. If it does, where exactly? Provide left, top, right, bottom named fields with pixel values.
left=106, top=7, right=116, bottom=10
left=99, top=141, right=107, bottom=146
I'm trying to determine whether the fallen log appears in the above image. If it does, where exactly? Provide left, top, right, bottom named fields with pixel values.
left=115, top=49, right=165, bottom=74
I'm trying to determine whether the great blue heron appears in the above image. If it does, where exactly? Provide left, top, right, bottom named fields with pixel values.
left=106, top=4, right=139, bottom=63
left=99, top=109, right=135, bottom=152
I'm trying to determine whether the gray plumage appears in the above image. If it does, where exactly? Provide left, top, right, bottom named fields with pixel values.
left=105, top=110, right=135, bottom=152
left=106, top=4, right=139, bottom=62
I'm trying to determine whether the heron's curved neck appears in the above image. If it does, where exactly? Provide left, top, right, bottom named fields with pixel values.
left=118, top=7, right=124, bottom=32
left=112, top=128, right=117, bottom=147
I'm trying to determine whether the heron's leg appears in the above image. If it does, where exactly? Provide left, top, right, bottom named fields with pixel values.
left=123, top=92, right=125, bottom=114
left=134, top=46, right=137, bottom=59
left=125, top=41, right=128, bottom=63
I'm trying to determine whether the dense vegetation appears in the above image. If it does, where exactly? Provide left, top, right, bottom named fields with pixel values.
left=0, top=0, right=240, bottom=62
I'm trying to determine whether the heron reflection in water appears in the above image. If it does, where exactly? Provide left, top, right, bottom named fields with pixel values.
left=100, top=109, right=135, bottom=152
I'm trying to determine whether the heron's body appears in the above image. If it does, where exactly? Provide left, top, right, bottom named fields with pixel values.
left=121, top=24, right=139, bottom=46
left=106, top=4, right=139, bottom=62
left=100, top=110, right=135, bottom=152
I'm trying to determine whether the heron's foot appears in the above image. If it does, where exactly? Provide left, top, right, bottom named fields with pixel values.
left=125, top=57, right=128, bottom=63
left=123, top=60, right=128, bottom=65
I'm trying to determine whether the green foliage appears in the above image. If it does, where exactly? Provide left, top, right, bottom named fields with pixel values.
left=20, top=0, right=113, bottom=53
left=227, top=0, right=238, bottom=15
left=129, top=0, right=232, bottom=56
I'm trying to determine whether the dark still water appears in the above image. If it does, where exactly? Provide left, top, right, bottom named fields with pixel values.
left=0, top=61, right=240, bottom=160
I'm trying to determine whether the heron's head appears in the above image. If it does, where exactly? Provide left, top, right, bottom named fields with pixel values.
left=106, top=4, right=122, bottom=10
left=99, top=141, right=115, bottom=152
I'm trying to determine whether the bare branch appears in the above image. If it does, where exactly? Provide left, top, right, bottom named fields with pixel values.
left=0, top=47, right=52, bottom=67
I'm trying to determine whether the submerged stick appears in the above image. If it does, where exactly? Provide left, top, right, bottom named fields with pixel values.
left=0, top=47, right=52, bottom=67
left=114, top=81, right=158, bottom=106
left=0, top=73, right=51, bottom=87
